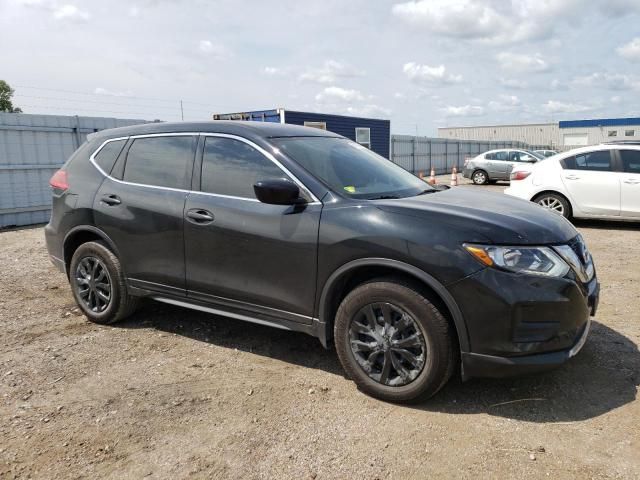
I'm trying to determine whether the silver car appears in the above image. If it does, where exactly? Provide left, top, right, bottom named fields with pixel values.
left=463, top=149, right=543, bottom=185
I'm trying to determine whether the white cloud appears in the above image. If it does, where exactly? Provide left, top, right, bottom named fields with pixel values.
left=499, top=77, right=528, bottom=89
left=94, top=87, right=133, bottom=97
left=315, top=86, right=364, bottom=103
left=393, top=92, right=406, bottom=100
left=299, top=60, right=364, bottom=84
left=611, top=95, right=622, bottom=104
left=53, top=4, right=90, bottom=21
left=542, top=100, right=592, bottom=114
left=391, top=0, right=586, bottom=44
left=262, top=66, right=287, bottom=76
left=617, top=37, right=640, bottom=62
left=488, top=95, right=522, bottom=112
left=344, top=104, right=392, bottom=117
left=572, top=72, right=640, bottom=90
left=496, top=52, right=550, bottom=73
left=440, top=104, right=485, bottom=117
left=198, top=40, right=231, bottom=59
left=402, top=63, right=462, bottom=85
left=550, top=79, right=569, bottom=90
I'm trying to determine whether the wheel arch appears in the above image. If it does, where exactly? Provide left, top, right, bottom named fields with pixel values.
left=317, top=258, right=470, bottom=353
left=62, top=226, right=122, bottom=278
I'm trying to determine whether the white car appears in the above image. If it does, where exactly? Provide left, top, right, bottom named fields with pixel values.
left=505, top=143, right=640, bottom=220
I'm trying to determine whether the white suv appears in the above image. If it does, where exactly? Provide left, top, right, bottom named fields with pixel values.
left=505, top=143, right=640, bottom=220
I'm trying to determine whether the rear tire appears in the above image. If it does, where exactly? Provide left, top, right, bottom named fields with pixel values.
left=472, top=170, right=488, bottom=185
left=534, top=192, right=572, bottom=219
left=69, top=241, right=138, bottom=324
left=334, top=279, right=455, bottom=403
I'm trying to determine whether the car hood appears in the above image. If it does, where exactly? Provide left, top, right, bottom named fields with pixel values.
left=375, top=187, right=578, bottom=245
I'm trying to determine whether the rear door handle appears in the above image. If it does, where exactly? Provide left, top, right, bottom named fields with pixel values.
left=186, top=209, right=214, bottom=224
left=564, top=175, right=580, bottom=180
left=623, top=178, right=640, bottom=184
left=101, top=194, right=121, bottom=206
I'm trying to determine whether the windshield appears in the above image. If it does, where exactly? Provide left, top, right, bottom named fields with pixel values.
left=272, top=137, right=433, bottom=199
left=527, top=150, right=545, bottom=160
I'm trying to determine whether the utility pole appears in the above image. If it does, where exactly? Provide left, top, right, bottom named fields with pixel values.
left=180, top=100, right=184, bottom=121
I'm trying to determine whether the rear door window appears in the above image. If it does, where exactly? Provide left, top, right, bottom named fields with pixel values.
left=562, top=151, right=613, bottom=171
left=123, top=136, right=196, bottom=189
left=494, top=151, right=509, bottom=161
left=94, top=139, right=127, bottom=175
left=620, top=150, right=640, bottom=174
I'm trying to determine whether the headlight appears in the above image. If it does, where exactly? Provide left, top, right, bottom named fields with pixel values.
left=464, top=244, right=570, bottom=278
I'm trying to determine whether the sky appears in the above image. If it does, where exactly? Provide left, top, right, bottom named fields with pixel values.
left=1, top=0, right=640, bottom=135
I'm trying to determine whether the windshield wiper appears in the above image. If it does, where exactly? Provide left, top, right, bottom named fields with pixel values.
left=416, top=189, right=437, bottom=196
left=369, top=195, right=401, bottom=200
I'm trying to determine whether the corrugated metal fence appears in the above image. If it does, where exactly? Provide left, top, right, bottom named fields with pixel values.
left=390, top=135, right=551, bottom=175
left=0, top=113, right=147, bottom=228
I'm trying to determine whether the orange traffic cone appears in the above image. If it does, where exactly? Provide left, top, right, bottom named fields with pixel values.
left=450, top=167, right=458, bottom=187
left=418, top=171, right=424, bottom=181
left=429, top=167, right=436, bottom=185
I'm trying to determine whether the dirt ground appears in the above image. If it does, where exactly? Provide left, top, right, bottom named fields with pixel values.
left=1, top=182, right=639, bottom=479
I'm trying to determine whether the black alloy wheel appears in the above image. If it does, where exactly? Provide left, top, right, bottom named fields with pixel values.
left=348, top=302, right=427, bottom=387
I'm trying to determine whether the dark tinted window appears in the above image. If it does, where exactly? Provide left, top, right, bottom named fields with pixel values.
left=562, top=151, right=612, bottom=171
left=94, top=139, right=126, bottom=174
left=485, top=151, right=508, bottom=160
left=201, top=137, right=287, bottom=199
left=620, top=150, right=640, bottom=174
left=123, top=136, right=195, bottom=189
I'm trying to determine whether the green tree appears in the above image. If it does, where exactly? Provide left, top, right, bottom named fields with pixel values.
left=0, top=80, right=22, bottom=113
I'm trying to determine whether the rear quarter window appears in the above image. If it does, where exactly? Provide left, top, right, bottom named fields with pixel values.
left=93, top=139, right=127, bottom=175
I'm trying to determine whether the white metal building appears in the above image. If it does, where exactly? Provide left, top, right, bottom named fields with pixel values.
left=438, top=117, right=640, bottom=150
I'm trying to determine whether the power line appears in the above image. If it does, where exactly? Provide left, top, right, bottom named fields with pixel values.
left=14, top=84, right=241, bottom=110
left=13, top=93, right=214, bottom=113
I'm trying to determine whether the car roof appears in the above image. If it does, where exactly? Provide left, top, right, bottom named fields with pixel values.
left=88, top=120, right=343, bottom=142
left=481, top=148, right=531, bottom=154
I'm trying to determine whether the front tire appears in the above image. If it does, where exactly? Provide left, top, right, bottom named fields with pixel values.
left=472, top=170, right=488, bottom=185
left=334, top=279, right=455, bottom=403
left=69, top=241, right=138, bottom=324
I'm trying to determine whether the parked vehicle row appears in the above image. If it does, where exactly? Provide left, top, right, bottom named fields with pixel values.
left=46, top=121, right=598, bottom=403
left=463, top=148, right=543, bottom=184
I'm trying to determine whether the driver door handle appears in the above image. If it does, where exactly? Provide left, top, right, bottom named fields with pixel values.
left=623, top=178, right=640, bottom=184
left=564, top=174, right=580, bottom=180
left=186, top=209, right=214, bottom=224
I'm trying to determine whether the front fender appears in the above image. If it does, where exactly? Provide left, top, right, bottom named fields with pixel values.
left=316, top=257, right=470, bottom=353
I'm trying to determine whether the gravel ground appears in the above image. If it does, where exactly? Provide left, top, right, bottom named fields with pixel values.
left=1, top=183, right=639, bottom=479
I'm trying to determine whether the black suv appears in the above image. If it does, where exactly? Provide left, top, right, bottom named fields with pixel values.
left=45, top=122, right=599, bottom=402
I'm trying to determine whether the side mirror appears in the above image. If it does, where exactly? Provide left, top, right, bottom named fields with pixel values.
left=253, top=179, right=306, bottom=205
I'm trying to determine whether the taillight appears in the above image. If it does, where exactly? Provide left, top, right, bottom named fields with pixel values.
left=49, top=170, right=69, bottom=191
left=510, top=171, right=531, bottom=181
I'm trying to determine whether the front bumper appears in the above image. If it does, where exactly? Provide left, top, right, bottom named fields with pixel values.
left=461, top=317, right=592, bottom=378
left=449, top=266, right=599, bottom=379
